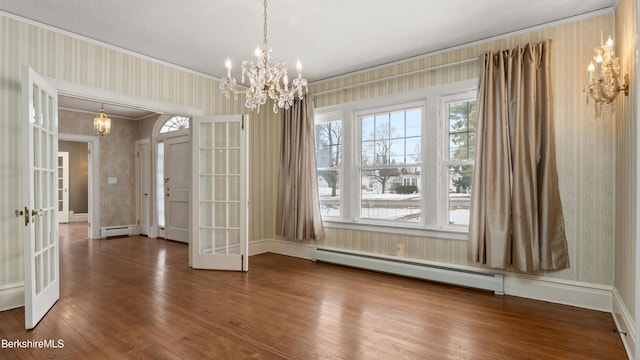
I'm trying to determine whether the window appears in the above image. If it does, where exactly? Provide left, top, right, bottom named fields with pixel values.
left=359, top=106, right=421, bottom=223
left=314, top=80, right=477, bottom=237
left=315, top=112, right=342, bottom=218
left=160, top=116, right=190, bottom=133
left=156, top=142, right=165, bottom=228
left=442, top=96, right=477, bottom=227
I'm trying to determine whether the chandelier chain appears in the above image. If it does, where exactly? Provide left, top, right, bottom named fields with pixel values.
left=263, top=0, right=268, bottom=47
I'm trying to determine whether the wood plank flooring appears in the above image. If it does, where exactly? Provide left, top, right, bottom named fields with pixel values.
left=0, top=223, right=627, bottom=359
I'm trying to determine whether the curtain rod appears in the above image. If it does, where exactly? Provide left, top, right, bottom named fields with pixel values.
left=312, top=57, right=479, bottom=97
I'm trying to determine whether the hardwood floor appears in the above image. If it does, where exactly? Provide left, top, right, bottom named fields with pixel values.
left=0, top=223, right=627, bottom=359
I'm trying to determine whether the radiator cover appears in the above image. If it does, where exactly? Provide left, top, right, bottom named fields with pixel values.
left=99, top=225, right=137, bottom=238
left=312, top=247, right=504, bottom=294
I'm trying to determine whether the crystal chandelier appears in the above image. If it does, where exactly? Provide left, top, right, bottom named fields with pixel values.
left=583, top=34, right=629, bottom=118
left=94, top=104, right=111, bottom=136
left=220, top=0, right=308, bottom=113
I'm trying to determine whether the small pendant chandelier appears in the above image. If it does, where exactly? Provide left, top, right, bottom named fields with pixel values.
left=220, top=0, right=308, bottom=113
left=94, top=104, right=111, bottom=136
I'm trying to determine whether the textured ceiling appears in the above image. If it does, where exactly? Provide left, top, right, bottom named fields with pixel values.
left=1, top=1, right=615, bottom=116
left=1, top=0, right=615, bottom=83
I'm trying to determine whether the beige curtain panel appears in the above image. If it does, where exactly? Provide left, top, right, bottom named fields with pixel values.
left=276, top=97, right=325, bottom=241
left=468, top=39, right=570, bottom=272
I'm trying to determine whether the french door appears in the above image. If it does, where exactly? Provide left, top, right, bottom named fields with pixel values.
left=191, top=115, right=248, bottom=271
left=21, top=65, right=59, bottom=329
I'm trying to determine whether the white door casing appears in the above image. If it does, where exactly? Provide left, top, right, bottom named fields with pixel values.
left=164, top=134, right=190, bottom=243
left=191, top=115, right=249, bottom=271
left=57, top=152, right=69, bottom=223
left=135, top=139, right=151, bottom=236
left=21, top=65, right=60, bottom=329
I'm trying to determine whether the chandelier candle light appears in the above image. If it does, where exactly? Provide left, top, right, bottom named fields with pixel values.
left=583, top=33, right=629, bottom=118
left=220, top=0, right=308, bottom=113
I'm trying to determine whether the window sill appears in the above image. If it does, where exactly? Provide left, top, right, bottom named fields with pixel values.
left=321, top=219, right=468, bottom=241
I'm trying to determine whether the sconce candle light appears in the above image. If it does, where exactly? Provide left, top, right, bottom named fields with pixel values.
left=583, top=33, right=629, bottom=118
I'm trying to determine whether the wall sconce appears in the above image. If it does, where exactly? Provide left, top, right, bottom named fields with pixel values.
left=94, top=104, right=111, bottom=136
left=583, top=34, right=629, bottom=118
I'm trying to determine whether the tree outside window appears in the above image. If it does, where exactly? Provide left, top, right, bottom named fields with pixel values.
left=315, top=121, right=342, bottom=217
left=446, top=100, right=477, bottom=226
left=359, top=108, right=421, bottom=222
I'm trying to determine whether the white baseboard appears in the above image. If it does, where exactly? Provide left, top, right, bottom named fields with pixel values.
left=612, top=287, right=636, bottom=360
left=252, top=239, right=614, bottom=313
left=504, top=274, right=613, bottom=312
left=0, top=282, right=24, bottom=312
left=249, top=239, right=270, bottom=256
left=72, top=213, right=88, bottom=222
left=267, top=238, right=314, bottom=259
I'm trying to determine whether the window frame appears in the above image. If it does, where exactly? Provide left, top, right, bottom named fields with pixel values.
left=314, top=79, right=477, bottom=240
left=159, top=115, right=190, bottom=134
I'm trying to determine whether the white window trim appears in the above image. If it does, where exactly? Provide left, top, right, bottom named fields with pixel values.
left=314, top=79, right=477, bottom=240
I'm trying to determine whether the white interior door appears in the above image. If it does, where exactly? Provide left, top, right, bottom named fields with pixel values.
left=135, top=140, right=151, bottom=236
left=164, top=134, right=190, bottom=243
left=21, top=65, right=59, bottom=329
left=57, top=151, right=69, bottom=223
left=191, top=115, right=248, bottom=271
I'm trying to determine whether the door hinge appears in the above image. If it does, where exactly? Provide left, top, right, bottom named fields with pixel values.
left=241, top=115, right=245, bottom=130
left=137, top=219, right=140, bottom=225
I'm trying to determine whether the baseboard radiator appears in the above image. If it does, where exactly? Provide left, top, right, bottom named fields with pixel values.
left=72, top=212, right=88, bottom=222
left=312, top=247, right=504, bottom=295
left=100, top=225, right=137, bottom=238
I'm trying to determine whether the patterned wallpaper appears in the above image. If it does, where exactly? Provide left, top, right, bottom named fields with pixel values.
left=58, top=109, right=137, bottom=227
left=614, top=0, right=637, bottom=320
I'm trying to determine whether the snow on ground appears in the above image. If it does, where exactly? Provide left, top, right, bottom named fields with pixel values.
left=318, top=187, right=470, bottom=226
